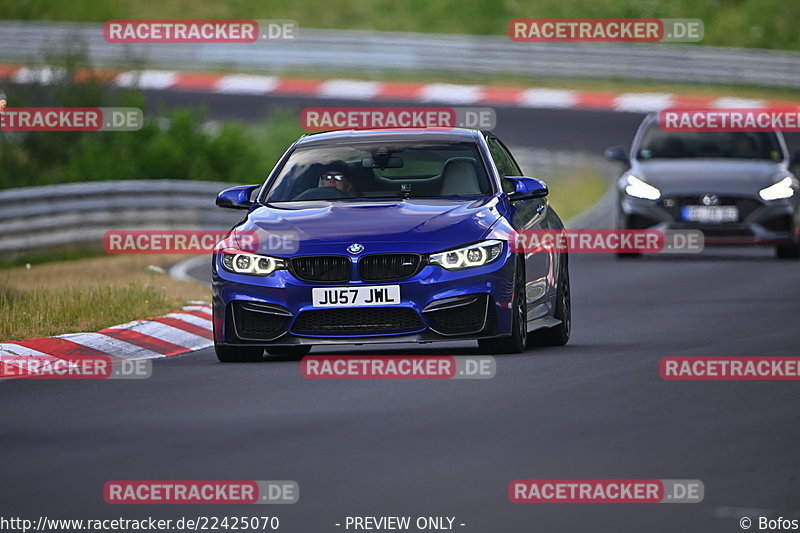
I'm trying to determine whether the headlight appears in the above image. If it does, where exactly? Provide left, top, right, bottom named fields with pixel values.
left=429, top=240, right=503, bottom=271
left=220, top=249, right=286, bottom=276
left=759, top=177, right=795, bottom=201
left=624, top=174, right=661, bottom=200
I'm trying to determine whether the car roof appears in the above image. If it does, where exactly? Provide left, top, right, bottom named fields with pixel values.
left=295, top=128, right=485, bottom=147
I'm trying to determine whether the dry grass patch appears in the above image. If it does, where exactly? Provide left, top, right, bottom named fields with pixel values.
left=0, top=254, right=210, bottom=341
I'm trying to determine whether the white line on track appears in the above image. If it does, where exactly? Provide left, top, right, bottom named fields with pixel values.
left=419, top=83, right=482, bottom=104
left=318, top=79, right=381, bottom=100
left=57, top=332, right=163, bottom=360
left=114, top=70, right=178, bottom=90
left=164, top=312, right=213, bottom=330
left=519, top=88, right=577, bottom=109
left=215, top=74, right=279, bottom=94
left=105, top=321, right=211, bottom=351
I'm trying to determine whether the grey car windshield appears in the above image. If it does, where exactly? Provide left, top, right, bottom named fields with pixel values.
left=637, top=128, right=783, bottom=160
left=265, top=141, right=493, bottom=203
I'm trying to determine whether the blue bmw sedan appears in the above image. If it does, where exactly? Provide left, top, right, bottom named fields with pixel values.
left=211, top=128, right=570, bottom=361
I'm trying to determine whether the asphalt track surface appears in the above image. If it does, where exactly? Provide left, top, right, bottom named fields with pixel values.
left=140, top=89, right=800, bottom=153
left=2, top=89, right=800, bottom=532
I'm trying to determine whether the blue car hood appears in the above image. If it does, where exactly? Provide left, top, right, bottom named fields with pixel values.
left=239, top=197, right=503, bottom=255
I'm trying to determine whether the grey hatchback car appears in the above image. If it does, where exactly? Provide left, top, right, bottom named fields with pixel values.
left=606, top=113, right=800, bottom=259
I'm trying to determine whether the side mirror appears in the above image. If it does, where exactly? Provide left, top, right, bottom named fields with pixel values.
left=216, top=184, right=260, bottom=210
left=604, top=145, right=629, bottom=162
left=505, top=176, right=548, bottom=200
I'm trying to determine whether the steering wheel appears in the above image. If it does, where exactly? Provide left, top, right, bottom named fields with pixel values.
left=292, top=187, right=353, bottom=201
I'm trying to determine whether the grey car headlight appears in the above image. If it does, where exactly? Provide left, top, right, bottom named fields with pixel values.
left=220, top=249, right=286, bottom=276
left=624, top=173, right=661, bottom=200
left=429, top=240, right=503, bottom=270
left=759, top=177, right=795, bottom=201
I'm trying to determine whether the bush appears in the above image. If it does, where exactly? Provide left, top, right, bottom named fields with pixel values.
left=0, top=57, right=304, bottom=189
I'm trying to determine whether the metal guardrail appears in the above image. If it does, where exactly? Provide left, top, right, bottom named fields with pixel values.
left=0, top=180, right=243, bottom=252
left=0, top=22, right=799, bottom=89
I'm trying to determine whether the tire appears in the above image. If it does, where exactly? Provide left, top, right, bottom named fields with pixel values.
left=478, top=259, right=527, bottom=355
left=265, top=346, right=311, bottom=357
left=616, top=212, right=641, bottom=259
left=530, top=255, right=571, bottom=347
left=215, top=343, right=264, bottom=363
left=776, top=243, right=800, bottom=259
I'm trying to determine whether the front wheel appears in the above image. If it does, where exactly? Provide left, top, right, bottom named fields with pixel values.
left=616, top=213, right=641, bottom=259
left=776, top=243, right=800, bottom=259
left=478, top=259, right=527, bottom=354
left=215, top=343, right=264, bottom=363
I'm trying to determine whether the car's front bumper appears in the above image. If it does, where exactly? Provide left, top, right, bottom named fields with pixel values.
left=619, top=193, right=799, bottom=245
left=212, top=250, right=521, bottom=347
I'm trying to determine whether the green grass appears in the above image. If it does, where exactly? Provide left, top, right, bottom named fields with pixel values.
left=4, top=0, right=800, bottom=50
left=0, top=254, right=210, bottom=341
left=547, top=171, right=609, bottom=222
left=0, top=280, right=174, bottom=340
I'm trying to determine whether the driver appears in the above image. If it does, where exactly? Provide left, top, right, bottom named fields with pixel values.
left=731, top=133, right=757, bottom=157
left=319, top=161, right=354, bottom=194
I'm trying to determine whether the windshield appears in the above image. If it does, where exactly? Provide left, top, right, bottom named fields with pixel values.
left=264, top=141, right=493, bottom=203
left=637, top=127, right=784, bottom=161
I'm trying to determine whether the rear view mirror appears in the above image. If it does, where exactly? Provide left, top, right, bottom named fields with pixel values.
left=362, top=156, right=404, bottom=169
left=604, top=145, right=629, bottom=162
left=216, top=184, right=260, bottom=210
left=504, top=176, right=548, bottom=200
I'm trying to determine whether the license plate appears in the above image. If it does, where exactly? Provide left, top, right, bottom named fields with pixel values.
left=681, top=205, right=738, bottom=223
left=312, top=285, right=401, bottom=307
